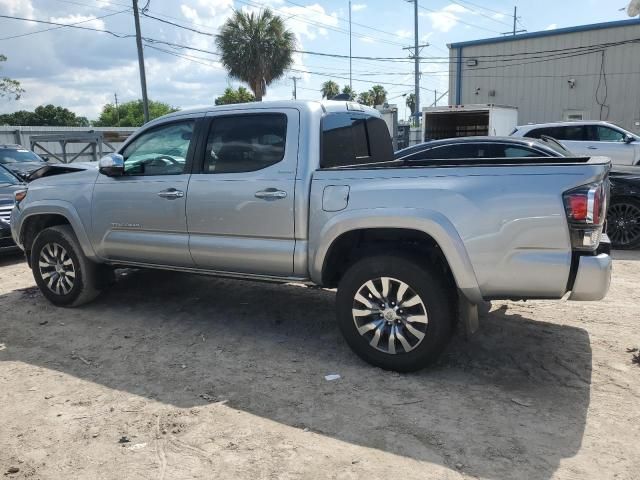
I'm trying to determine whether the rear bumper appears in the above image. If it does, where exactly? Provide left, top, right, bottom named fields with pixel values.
left=568, top=253, right=612, bottom=301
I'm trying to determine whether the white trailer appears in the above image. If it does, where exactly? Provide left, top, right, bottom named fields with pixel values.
left=421, top=104, right=518, bottom=142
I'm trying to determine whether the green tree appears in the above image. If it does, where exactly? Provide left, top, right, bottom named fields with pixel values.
left=341, top=85, right=356, bottom=100
left=93, top=100, right=178, bottom=127
left=0, top=104, right=88, bottom=126
left=214, top=86, right=256, bottom=105
left=320, top=80, right=340, bottom=99
left=0, top=54, right=24, bottom=100
left=216, top=9, right=296, bottom=101
left=405, top=93, right=416, bottom=117
left=357, top=91, right=374, bottom=106
left=370, top=85, right=387, bottom=106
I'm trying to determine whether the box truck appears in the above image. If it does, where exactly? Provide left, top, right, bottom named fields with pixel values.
left=422, top=104, right=518, bottom=142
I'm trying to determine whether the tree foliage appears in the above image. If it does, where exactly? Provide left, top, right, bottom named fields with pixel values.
left=405, top=93, right=416, bottom=115
left=0, top=54, right=24, bottom=101
left=0, top=104, right=89, bottom=126
left=320, top=80, right=340, bottom=99
left=216, top=9, right=296, bottom=101
left=215, top=86, right=256, bottom=105
left=93, top=100, right=178, bottom=127
left=341, top=85, right=356, bottom=100
left=356, top=85, right=388, bottom=107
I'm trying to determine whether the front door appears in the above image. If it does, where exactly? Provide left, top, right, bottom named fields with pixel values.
left=585, top=125, right=636, bottom=165
left=186, top=109, right=299, bottom=276
left=91, top=118, right=198, bottom=266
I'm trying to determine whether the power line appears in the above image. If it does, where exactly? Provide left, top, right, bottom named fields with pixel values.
left=417, top=4, right=503, bottom=34
left=0, top=13, right=134, bottom=38
left=0, top=10, right=131, bottom=40
left=449, top=0, right=513, bottom=27
left=449, top=0, right=510, bottom=17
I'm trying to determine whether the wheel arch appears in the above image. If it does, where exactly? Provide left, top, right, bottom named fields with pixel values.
left=311, top=208, right=483, bottom=304
left=18, top=201, right=98, bottom=264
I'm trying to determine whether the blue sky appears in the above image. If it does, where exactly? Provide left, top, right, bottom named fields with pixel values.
left=0, top=0, right=636, bottom=120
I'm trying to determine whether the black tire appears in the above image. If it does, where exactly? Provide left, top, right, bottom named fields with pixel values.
left=31, top=225, right=103, bottom=307
left=336, top=255, right=454, bottom=372
left=606, top=197, right=640, bottom=250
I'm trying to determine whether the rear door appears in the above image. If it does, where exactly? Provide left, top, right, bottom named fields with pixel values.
left=186, top=109, right=299, bottom=276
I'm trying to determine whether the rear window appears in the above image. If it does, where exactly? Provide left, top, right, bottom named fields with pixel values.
left=321, top=112, right=393, bottom=168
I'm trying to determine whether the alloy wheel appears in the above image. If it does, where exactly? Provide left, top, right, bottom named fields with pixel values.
left=607, top=202, right=640, bottom=247
left=352, top=276, right=429, bottom=354
left=38, top=242, right=76, bottom=295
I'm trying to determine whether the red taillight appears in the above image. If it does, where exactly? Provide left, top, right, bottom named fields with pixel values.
left=567, top=194, right=588, bottom=221
left=563, top=181, right=609, bottom=251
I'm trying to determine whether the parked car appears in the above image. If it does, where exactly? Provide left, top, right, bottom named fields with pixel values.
left=607, top=167, right=640, bottom=249
left=0, top=164, right=25, bottom=253
left=395, top=137, right=640, bottom=250
left=394, top=135, right=570, bottom=161
left=0, top=144, right=47, bottom=180
left=10, top=100, right=612, bottom=372
left=511, top=121, right=640, bottom=166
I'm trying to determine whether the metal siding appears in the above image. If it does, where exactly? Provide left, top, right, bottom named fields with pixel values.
left=450, top=22, right=640, bottom=132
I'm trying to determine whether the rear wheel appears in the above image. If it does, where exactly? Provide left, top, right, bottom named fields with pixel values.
left=336, top=255, right=454, bottom=372
left=606, top=198, right=640, bottom=249
left=31, top=225, right=103, bottom=307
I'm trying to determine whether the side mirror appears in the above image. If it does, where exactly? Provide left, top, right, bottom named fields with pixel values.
left=624, top=134, right=635, bottom=144
left=98, top=153, right=124, bottom=177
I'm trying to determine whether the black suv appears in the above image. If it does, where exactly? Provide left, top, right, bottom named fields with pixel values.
left=0, top=144, right=46, bottom=180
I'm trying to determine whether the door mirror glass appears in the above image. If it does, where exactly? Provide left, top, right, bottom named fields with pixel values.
left=624, top=134, right=635, bottom=144
left=98, top=153, right=124, bottom=177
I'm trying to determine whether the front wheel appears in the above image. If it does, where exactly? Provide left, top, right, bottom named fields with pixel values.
left=336, top=255, right=454, bottom=372
left=31, top=225, right=103, bottom=307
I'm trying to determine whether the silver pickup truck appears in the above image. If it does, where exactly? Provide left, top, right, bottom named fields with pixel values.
left=10, top=100, right=612, bottom=371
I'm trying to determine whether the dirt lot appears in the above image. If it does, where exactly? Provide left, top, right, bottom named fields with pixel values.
left=0, top=251, right=639, bottom=480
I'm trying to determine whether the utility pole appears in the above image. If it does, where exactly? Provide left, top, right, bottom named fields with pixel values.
left=502, top=6, right=526, bottom=36
left=132, top=0, right=150, bottom=123
left=434, top=90, right=437, bottom=107
left=289, top=76, right=301, bottom=99
left=403, top=1, right=428, bottom=125
left=349, top=0, right=352, bottom=89
left=114, top=92, right=120, bottom=127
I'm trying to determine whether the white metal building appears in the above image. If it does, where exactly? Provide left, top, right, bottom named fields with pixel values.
left=448, top=18, right=640, bottom=133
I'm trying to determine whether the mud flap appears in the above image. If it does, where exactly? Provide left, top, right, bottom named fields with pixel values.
left=458, top=292, right=479, bottom=338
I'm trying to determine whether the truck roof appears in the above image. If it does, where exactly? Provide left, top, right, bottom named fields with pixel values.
left=157, top=100, right=381, bottom=122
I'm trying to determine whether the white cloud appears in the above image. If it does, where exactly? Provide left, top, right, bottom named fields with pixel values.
left=0, top=0, right=34, bottom=18
left=49, top=15, right=106, bottom=31
left=420, top=4, right=470, bottom=33
left=493, top=13, right=506, bottom=20
left=396, top=29, right=412, bottom=39
left=545, top=23, right=558, bottom=30
left=359, top=36, right=375, bottom=43
left=351, top=3, right=367, bottom=12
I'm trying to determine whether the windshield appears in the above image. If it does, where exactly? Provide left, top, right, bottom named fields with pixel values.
left=0, top=148, right=44, bottom=164
left=0, top=165, right=20, bottom=185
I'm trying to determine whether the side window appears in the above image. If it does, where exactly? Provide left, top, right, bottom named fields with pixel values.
left=500, top=146, right=542, bottom=158
left=321, top=113, right=393, bottom=168
left=557, top=126, right=586, bottom=141
left=408, top=143, right=486, bottom=160
left=592, top=126, right=625, bottom=142
left=204, top=114, right=287, bottom=174
left=122, top=121, right=194, bottom=176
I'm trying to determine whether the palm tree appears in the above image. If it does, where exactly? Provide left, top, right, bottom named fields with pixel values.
left=357, top=91, right=374, bottom=106
left=320, top=80, right=340, bottom=99
left=370, top=85, right=387, bottom=106
left=405, top=93, right=416, bottom=117
left=216, top=9, right=296, bottom=101
left=341, top=85, right=356, bottom=100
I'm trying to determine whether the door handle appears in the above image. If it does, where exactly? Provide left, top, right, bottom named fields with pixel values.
left=587, top=146, right=598, bottom=150
left=255, top=188, right=287, bottom=200
left=157, top=188, right=184, bottom=199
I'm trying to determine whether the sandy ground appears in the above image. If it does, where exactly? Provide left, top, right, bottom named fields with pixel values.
left=0, top=251, right=639, bottom=480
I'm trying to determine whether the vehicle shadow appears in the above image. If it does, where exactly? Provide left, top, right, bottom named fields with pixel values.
left=611, top=249, right=640, bottom=261
left=0, top=251, right=25, bottom=267
left=0, top=269, right=592, bottom=480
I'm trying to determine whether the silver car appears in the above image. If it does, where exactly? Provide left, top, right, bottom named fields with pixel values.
left=511, top=121, right=640, bottom=166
